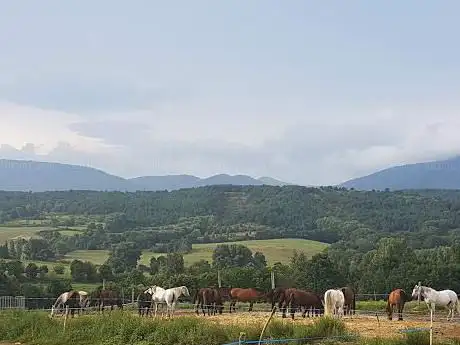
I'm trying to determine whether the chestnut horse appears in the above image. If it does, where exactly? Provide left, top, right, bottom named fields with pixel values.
left=286, top=289, right=323, bottom=319
left=386, top=288, right=411, bottom=321
left=229, top=288, right=266, bottom=312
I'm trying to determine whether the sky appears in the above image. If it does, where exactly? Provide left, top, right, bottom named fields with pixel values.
left=1, top=1, right=460, bottom=186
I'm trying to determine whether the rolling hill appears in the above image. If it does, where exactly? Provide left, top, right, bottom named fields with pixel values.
left=341, top=155, right=460, bottom=190
left=0, top=159, right=290, bottom=192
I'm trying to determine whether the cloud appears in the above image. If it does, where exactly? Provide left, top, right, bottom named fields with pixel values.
left=2, top=101, right=460, bottom=186
left=0, top=78, right=187, bottom=113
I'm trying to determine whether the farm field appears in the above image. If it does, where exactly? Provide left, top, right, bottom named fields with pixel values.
left=65, top=238, right=329, bottom=266
left=0, top=226, right=51, bottom=243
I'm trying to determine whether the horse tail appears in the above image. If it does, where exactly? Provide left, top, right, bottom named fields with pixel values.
left=324, top=290, right=332, bottom=316
left=193, top=289, right=198, bottom=305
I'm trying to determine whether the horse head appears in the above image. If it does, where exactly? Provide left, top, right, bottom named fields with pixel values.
left=180, top=286, right=190, bottom=297
left=144, top=285, right=158, bottom=295
left=411, top=282, right=422, bottom=301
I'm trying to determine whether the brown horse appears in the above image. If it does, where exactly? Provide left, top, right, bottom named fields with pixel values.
left=267, top=287, right=298, bottom=313
left=340, top=286, right=356, bottom=315
left=91, top=289, right=123, bottom=312
left=194, top=288, right=224, bottom=316
left=229, top=288, right=266, bottom=312
left=137, top=291, right=152, bottom=317
left=284, top=289, right=323, bottom=319
left=386, top=288, right=411, bottom=321
left=62, top=290, right=81, bottom=318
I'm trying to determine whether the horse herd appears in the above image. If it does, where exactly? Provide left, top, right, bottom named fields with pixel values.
left=50, top=282, right=460, bottom=322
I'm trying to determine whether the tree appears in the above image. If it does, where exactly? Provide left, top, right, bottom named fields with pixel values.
left=70, top=260, right=98, bottom=282
left=149, top=257, right=159, bottom=275
left=212, top=244, right=254, bottom=269
left=253, top=252, right=267, bottom=268
left=105, top=242, right=141, bottom=274
left=53, top=264, right=65, bottom=275
left=98, top=263, right=113, bottom=281
left=165, top=253, right=185, bottom=274
left=25, top=263, right=39, bottom=279
left=39, top=265, right=49, bottom=278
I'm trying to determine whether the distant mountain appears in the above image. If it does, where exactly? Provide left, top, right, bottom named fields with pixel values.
left=0, top=159, right=290, bottom=192
left=341, top=155, right=460, bottom=190
left=257, top=176, right=291, bottom=186
left=0, top=159, right=132, bottom=192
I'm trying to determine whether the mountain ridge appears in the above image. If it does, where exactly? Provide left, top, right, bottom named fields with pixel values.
left=340, top=155, right=460, bottom=190
left=0, top=159, right=291, bottom=192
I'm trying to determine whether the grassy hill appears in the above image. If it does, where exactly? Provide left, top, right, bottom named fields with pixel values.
left=65, top=239, right=329, bottom=266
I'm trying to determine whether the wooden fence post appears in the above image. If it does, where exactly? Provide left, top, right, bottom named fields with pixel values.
left=429, top=308, right=433, bottom=345
left=270, top=270, right=275, bottom=290
left=217, top=270, right=222, bottom=288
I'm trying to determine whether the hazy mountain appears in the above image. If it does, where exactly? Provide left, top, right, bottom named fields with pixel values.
left=0, top=159, right=132, bottom=192
left=341, top=155, right=460, bottom=190
left=0, top=159, right=290, bottom=192
left=257, top=176, right=291, bottom=186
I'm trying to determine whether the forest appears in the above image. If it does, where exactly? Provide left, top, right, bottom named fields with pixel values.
left=1, top=185, right=460, bottom=302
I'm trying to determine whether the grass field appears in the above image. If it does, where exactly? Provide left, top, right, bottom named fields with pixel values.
left=0, top=226, right=52, bottom=243
left=65, top=238, right=329, bottom=266
left=1, top=310, right=458, bottom=345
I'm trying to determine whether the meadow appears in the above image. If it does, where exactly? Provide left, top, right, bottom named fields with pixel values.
left=0, top=226, right=51, bottom=242
left=65, top=238, right=329, bottom=266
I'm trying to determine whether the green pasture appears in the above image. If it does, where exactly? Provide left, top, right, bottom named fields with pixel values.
left=65, top=238, right=329, bottom=266
left=0, top=226, right=52, bottom=243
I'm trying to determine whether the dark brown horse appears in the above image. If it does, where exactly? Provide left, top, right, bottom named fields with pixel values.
left=285, top=289, right=323, bottom=319
left=91, top=289, right=123, bottom=312
left=229, top=288, right=266, bottom=312
left=386, top=288, right=411, bottom=321
left=62, top=290, right=81, bottom=318
left=340, top=286, right=356, bottom=315
left=266, top=287, right=298, bottom=312
left=137, top=291, right=152, bottom=317
left=194, top=288, right=224, bottom=316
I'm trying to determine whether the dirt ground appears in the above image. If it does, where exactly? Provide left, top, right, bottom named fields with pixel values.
left=184, top=312, right=460, bottom=341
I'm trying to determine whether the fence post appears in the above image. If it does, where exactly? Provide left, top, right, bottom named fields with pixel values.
left=429, top=308, right=433, bottom=345
left=218, top=270, right=222, bottom=288
left=102, top=279, right=106, bottom=290
left=131, top=287, right=135, bottom=304
left=270, top=270, right=275, bottom=289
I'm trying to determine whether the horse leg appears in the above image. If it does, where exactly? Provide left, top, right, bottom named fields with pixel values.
left=398, top=304, right=403, bottom=321
left=248, top=301, right=253, bottom=312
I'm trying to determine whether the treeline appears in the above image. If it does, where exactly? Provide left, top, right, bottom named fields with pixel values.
left=2, top=186, right=460, bottom=255
left=2, top=239, right=460, bottom=309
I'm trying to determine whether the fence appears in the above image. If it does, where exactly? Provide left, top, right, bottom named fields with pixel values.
left=0, top=296, right=25, bottom=310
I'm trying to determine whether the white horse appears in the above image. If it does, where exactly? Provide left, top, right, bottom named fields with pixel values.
left=50, top=290, right=89, bottom=317
left=324, top=289, right=345, bottom=318
left=411, top=282, right=459, bottom=321
left=163, top=286, right=190, bottom=318
left=144, top=286, right=167, bottom=317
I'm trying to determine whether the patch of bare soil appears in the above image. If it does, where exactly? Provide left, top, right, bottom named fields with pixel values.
left=185, top=312, right=460, bottom=341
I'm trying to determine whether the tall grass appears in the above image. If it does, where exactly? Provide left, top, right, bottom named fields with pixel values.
left=0, top=311, right=352, bottom=345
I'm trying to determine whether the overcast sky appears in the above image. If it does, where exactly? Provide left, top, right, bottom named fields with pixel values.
left=1, top=1, right=460, bottom=186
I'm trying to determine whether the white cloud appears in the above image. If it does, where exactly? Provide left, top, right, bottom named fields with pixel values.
left=2, top=100, right=460, bottom=186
